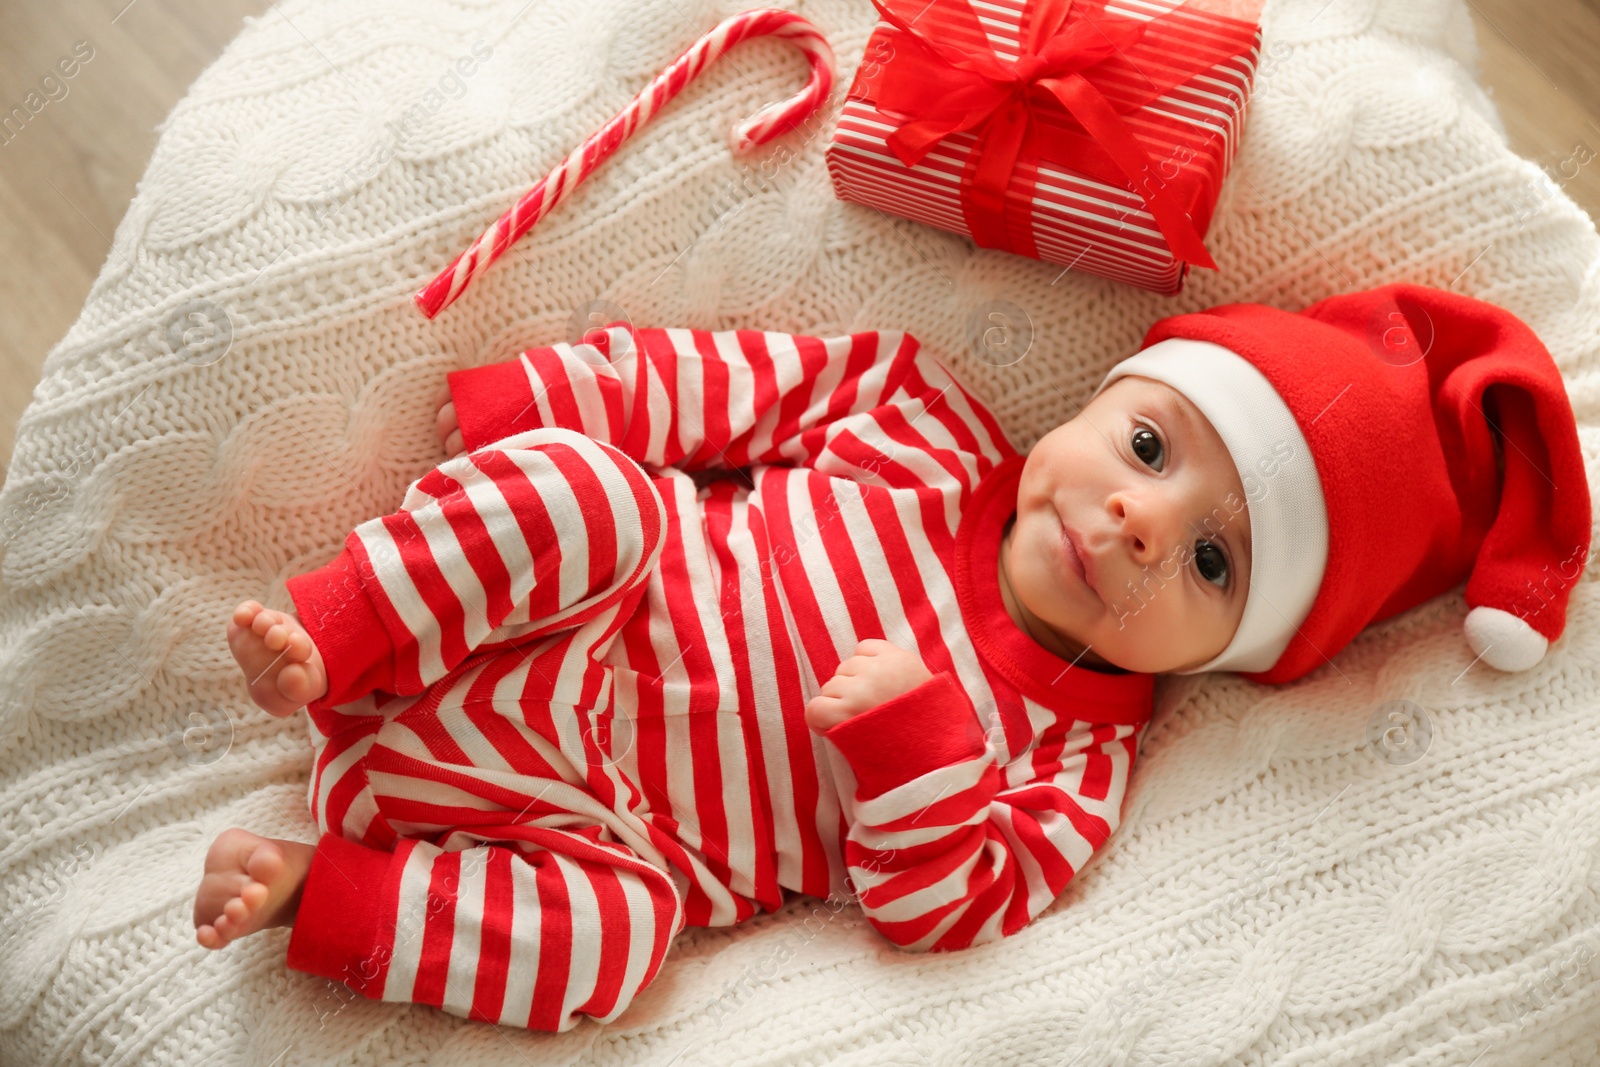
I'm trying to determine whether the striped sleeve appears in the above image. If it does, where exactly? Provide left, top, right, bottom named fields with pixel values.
left=445, top=323, right=1015, bottom=485
left=286, top=829, right=685, bottom=1032
left=287, top=427, right=666, bottom=704
left=822, top=672, right=1141, bottom=952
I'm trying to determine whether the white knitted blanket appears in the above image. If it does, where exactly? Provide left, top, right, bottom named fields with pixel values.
left=3, top=0, right=1598, bottom=1063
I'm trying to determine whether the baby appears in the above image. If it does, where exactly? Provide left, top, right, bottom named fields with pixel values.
left=192, top=283, right=1587, bottom=1033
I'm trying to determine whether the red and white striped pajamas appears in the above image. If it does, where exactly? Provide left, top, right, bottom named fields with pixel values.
left=281, top=323, right=1155, bottom=1032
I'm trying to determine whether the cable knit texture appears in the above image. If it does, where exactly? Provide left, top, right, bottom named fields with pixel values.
left=2, top=0, right=1598, bottom=1064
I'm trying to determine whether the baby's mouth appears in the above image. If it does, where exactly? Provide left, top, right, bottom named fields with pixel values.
left=1052, top=507, right=1101, bottom=602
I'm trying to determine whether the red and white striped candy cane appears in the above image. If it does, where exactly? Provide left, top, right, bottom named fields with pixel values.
left=414, top=7, right=835, bottom=319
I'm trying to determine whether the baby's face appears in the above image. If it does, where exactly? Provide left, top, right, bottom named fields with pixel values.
left=1008, top=374, right=1251, bottom=674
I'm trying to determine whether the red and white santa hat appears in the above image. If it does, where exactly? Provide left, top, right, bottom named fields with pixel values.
left=1090, top=282, right=1592, bottom=686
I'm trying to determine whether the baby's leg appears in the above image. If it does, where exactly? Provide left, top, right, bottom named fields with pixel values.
left=262, top=680, right=687, bottom=1031
left=245, top=426, right=666, bottom=711
left=281, top=825, right=686, bottom=1031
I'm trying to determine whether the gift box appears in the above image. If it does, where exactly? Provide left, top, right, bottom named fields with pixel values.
left=825, top=0, right=1264, bottom=293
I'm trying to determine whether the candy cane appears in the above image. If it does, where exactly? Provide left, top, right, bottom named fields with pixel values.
left=414, top=7, right=835, bottom=319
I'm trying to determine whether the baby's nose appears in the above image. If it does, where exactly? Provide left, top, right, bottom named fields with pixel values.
left=1125, top=511, right=1186, bottom=565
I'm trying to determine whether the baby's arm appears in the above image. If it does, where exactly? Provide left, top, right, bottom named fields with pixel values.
left=437, top=323, right=1013, bottom=487
left=810, top=647, right=1143, bottom=952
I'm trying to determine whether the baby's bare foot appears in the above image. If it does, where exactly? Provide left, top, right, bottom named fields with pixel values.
left=435, top=381, right=464, bottom=458
left=228, top=600, right=328, bottom=716
left=193, top=828, right=317, bottom=950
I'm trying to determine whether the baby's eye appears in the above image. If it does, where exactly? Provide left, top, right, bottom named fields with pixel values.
left=1194, top=540, right=1228, bottom=588
left=1131, top=426, right=1164, bottom=471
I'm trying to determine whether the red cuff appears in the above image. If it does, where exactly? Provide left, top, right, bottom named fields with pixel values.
left=285, top=541, right=396, bottom=706
left=824, top=672, right=985, bottom=799
left=285, top=832, right=400, bottom=995
left=447, top=358, right=539, bottom=452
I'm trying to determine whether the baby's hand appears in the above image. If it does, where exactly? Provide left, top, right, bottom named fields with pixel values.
left=804, top=639, right=933, bottom=734
left=434, top=382, right=464, bottom=458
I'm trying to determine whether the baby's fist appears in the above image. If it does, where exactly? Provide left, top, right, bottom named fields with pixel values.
left=804, top=639, right=933, bottom=734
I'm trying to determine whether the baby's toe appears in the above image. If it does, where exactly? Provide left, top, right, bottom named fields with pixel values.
left=261, top=623, right=290, bottom=653
left=284, top=630, right=313, bottom=663
left=240, top=880, right=270, bottom=910
left=276, top=664, right=313, bottom=705
left=245, top=840, right=286, bottom=885
left=195, top=870, right=248, bottom=915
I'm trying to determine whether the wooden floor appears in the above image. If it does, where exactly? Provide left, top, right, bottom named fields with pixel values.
left=1, top=0, right=1598, bottom=485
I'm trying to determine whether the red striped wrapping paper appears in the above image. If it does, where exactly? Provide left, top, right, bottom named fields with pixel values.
left=825, top=0, right=1262, bottom=293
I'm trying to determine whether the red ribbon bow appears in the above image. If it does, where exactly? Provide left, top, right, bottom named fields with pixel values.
left=859, top=0, right=1261, bottom=269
